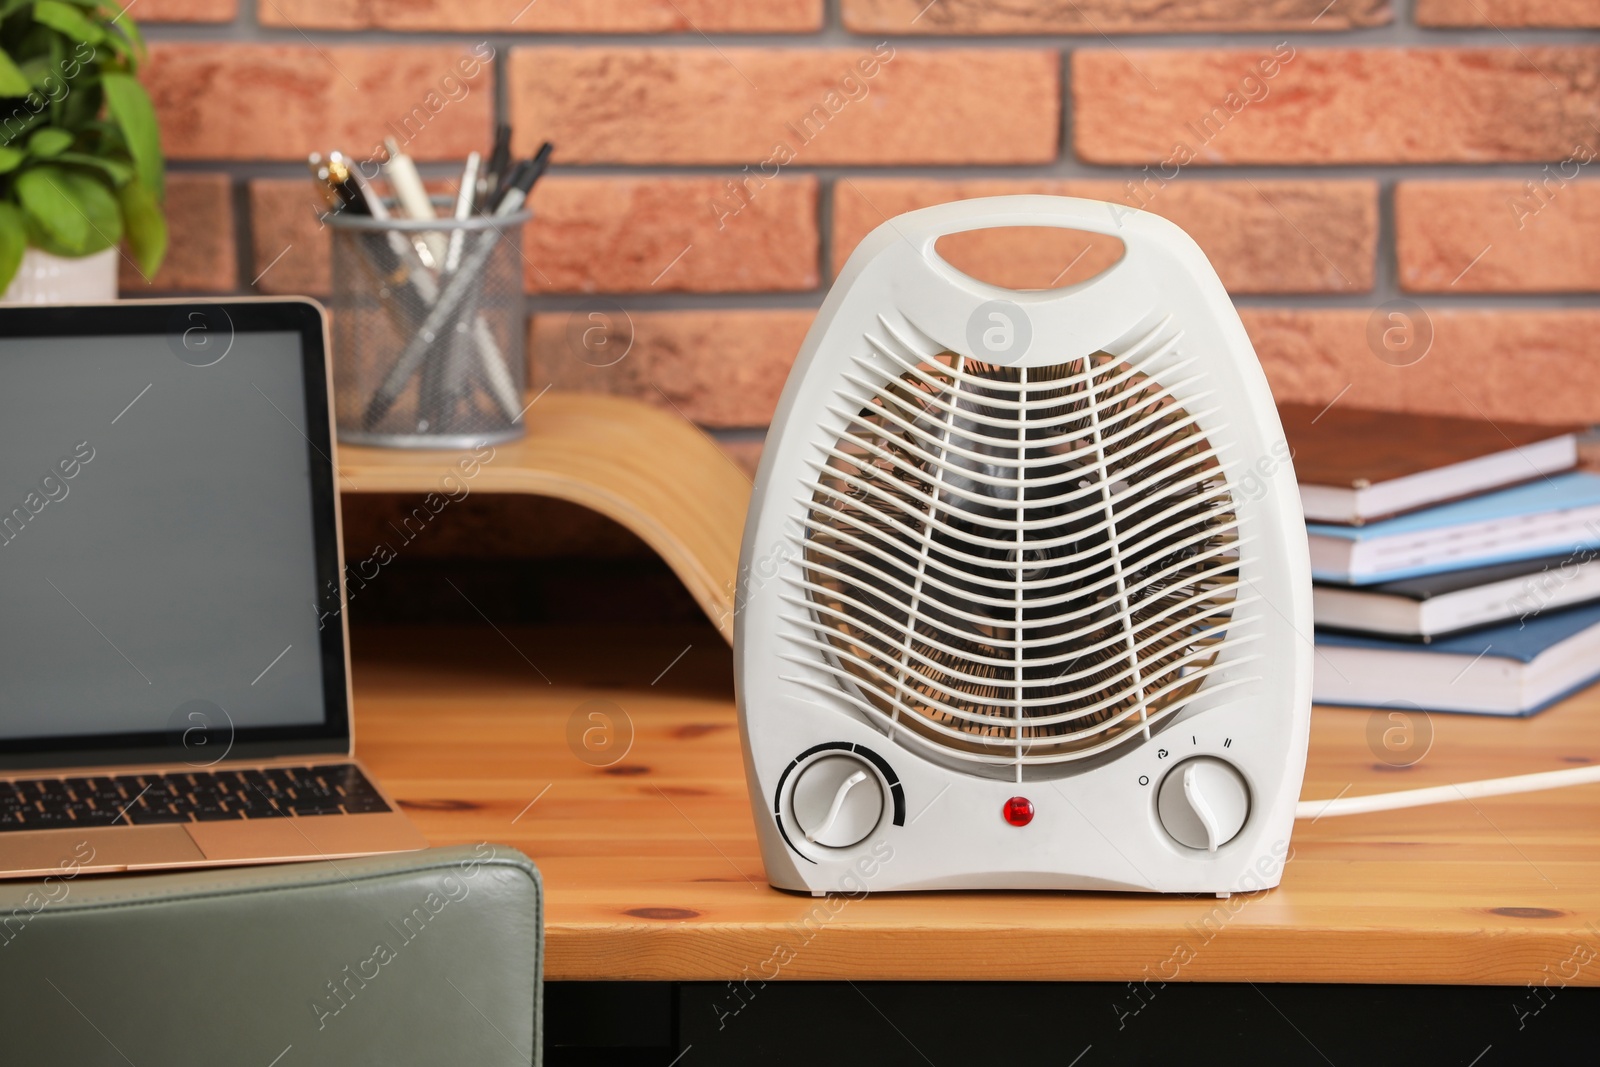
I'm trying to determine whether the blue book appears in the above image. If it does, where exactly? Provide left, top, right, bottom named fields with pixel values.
left=1308, top=471, right=1600, bottom=585
left=1314, top=600, right=1600, bottom=716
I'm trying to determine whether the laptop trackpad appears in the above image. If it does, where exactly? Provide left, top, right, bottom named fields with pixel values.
left=186, top=813, right=425, bottom=861
left=1, top=825, right=206, bottom=876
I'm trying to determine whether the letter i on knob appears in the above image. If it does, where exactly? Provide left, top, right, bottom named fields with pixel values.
left=1157, top=757, right=1250, bottom=851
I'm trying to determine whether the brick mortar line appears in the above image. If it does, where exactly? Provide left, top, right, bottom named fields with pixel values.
left=814, top=178, right=836, bottom=295
left=176, top=162, right=1600, bottom=180
left=1228, top=293, right=1600, bottom=309
left=1060, top=46, right=1076, bottom=178
left=229, top=177, right=256, bottom=310
left=133, top=28, right=1600, bottom=48
left=824, top=0, right=842, bottom=33
left=516, top=293, right=1597, bottom=312
left=1376, top=179, right=1400, bottom=299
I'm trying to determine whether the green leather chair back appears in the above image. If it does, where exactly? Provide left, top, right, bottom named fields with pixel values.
left=0, top=844, right=541, bottom=1066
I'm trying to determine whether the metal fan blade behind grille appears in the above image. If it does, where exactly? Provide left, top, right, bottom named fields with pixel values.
left=800, top=346, right=1240, bottom=772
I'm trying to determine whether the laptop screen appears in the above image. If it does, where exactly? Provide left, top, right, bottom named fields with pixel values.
left=0, top=301, right=348, bottom=768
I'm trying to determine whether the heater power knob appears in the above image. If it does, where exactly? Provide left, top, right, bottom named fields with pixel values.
left=1157, top=757, right=1250, bottom=852
left=790, top=754, right=885, bottom=849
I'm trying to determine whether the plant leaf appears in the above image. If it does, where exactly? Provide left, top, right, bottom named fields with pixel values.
left=56, top=150, right=131, bottom=183
left=0, top=48, right=32, bottom=97
left=112, top=5, right=144, bottom=63
left=59, top=78, right=101, bottom=128
left=16, top=163, right=87, bottom=252
left=60, top=167, right=120, bottom=252
left=15, top=23, right=63, bottom=69
left=0, top=202, right=25, bottom=295
left=96, top=3, right=143, bottom=69
left=0, top=108, right=46, bottom=149
left=99, top=25, right=130, bottom=63
left=30, top=2, right=105, bottom=45
left=99, top=72, right=160, bottom=197
left=0, top=145, right=24, bottom=172
left=15, top=165, right=120, bottom=255
left=117, top=174, right=163, bottom=278
left=27, top=125, right=72, bottom=156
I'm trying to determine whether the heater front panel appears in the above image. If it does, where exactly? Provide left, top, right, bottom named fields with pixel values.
left=735, top=196, right=1313, bottom=895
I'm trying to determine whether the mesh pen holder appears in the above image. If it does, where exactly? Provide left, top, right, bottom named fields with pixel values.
left=327, top=202, right=530, bottom=448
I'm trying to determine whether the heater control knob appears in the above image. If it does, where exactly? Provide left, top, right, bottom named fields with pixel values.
left=791, top=754, right=885, bottom=849
left=1157, top=757, right=1250, bottom=852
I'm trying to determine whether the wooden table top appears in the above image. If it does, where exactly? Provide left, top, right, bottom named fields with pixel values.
left=353, top=623, right=1600, bottom=986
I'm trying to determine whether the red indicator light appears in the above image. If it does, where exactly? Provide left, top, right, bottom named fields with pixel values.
left=1003, top=796, right=1034, bottom=827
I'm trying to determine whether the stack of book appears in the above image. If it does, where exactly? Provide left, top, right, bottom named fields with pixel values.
left=1282, top=403, right=1600, bottom=716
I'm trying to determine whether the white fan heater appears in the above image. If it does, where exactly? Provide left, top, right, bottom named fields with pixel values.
left=735, top=197, right=1313, bottom=895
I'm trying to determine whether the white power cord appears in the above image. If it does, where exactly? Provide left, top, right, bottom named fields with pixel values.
left=1295, top=763, right=1600, bottom=820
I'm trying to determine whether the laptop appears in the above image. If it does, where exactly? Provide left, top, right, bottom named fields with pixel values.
left=0, top=299, right=426, bottom=879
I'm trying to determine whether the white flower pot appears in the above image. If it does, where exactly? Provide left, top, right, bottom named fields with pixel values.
left=1, top=246, right=119, bottom=305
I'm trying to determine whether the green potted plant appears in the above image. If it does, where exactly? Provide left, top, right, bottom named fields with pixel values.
left=0, top=1, right=165, bottom=303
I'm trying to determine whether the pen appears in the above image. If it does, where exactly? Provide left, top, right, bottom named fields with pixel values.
left=473, top=315, right=523, bottom=421
left=349, top=163, right=390, bottom=219
left=307, top=154, right=343, bottom=213
left=489, top=144, right=552, bottom=216
left=325, top=154, right=370, bottom=216
left=437, top=150, right=485, bottom=425
left=384, top=137, right=446, bottom=267
left=444, top=151, right=480, bottom=274
left=481, top=123, right=512, bottom=212
left=521, top=141, right=555, bottom=200
left=363, top=161, right=540, bottom=429
left=469, top=147, right=552, bottom=420
left=327, top=151, right=442, bottom=313
left=349, top=160, right=441, bottom=304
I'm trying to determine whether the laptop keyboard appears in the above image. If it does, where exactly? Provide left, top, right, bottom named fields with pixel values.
left=0, top=764, right=391, bottom=833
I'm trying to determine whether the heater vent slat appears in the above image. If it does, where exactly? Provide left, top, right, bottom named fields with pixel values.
left=797, top=338, right=1242, bottom=770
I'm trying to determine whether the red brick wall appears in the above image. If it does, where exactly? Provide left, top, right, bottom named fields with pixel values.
left=133, top=2, right=1600, bottom=477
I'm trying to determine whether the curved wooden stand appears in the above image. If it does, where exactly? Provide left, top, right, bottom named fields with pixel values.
left=335, top=393, right=751, bottom=642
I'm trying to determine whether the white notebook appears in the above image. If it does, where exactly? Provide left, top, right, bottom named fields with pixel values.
left=1309, top=473, right=1600, bottom=585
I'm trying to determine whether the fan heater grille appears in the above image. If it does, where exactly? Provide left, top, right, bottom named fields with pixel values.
left=795, top=339, right=1242, bottom=774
